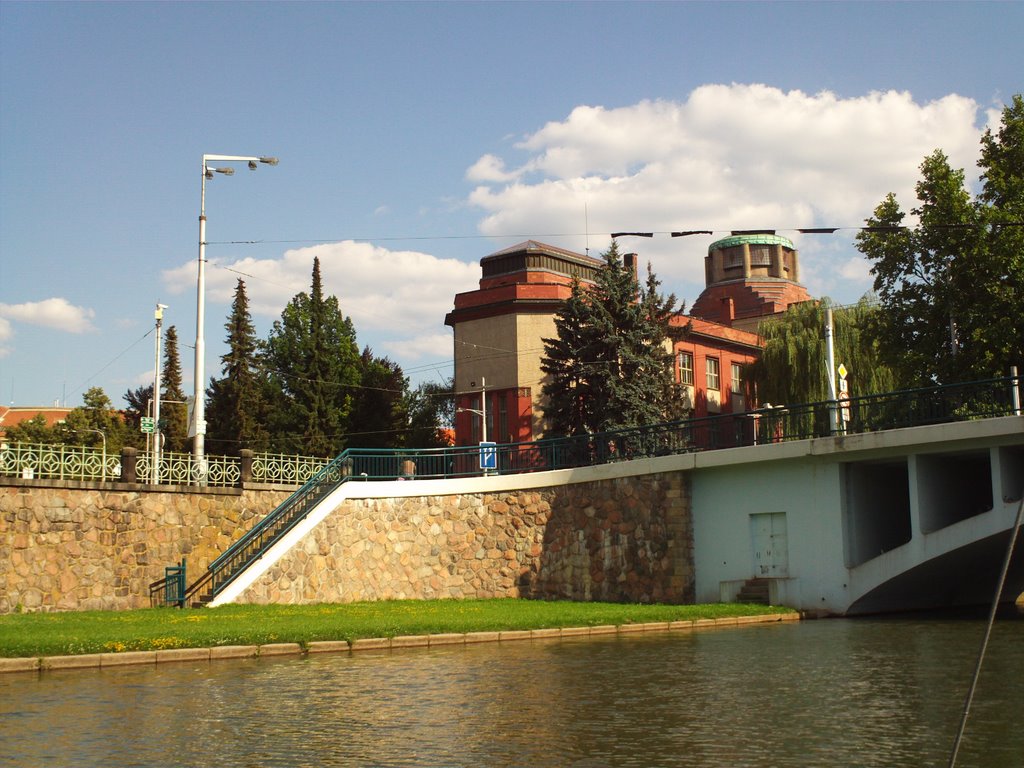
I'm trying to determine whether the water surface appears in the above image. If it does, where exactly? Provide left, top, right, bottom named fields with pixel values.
left=2, top=616, right=1021, bottom=767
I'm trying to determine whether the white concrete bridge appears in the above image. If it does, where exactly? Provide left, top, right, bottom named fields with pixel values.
left=692, top=416, right=1023, bottom=614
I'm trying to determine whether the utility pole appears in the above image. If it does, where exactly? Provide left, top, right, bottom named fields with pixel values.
left=825, top=307, right=838, bottom=435
left=152, top=304, right=167, bottom=484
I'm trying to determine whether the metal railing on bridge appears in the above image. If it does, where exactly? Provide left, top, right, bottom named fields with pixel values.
left=8, top=375, right=1022, bottom=493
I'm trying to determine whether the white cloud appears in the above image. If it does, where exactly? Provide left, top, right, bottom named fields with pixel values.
left=0, top=298, right=97, bottom=333
left=465, top=85, right=987, bottom=304
left=0, top=316, right=11, bottom=358
left=380, top=332, right=453, bottom=363
left=162, top=240, right=477, bottom=359
left=466, top=153, right=521, bottom=183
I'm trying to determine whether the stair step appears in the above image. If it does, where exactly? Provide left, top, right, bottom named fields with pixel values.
left=736, top=578, right=771, bottom=605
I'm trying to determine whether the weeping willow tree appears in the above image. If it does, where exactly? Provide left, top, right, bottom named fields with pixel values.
left=747, top=297, right=902, bottom=406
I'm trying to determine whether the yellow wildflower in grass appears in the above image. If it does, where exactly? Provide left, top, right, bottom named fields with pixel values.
left=103, top=641, right=127, bottom=653
left=149, top=637, right=184, bottom=650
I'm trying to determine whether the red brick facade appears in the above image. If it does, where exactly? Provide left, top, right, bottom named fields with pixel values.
left=446, top=235, right=812, bottom=445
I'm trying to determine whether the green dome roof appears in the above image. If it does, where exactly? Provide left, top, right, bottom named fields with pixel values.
left=709, top=234, right=795, bottom=252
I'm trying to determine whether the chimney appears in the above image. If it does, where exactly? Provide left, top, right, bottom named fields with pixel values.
left=623, top=253, right=639, bottom=280
left=721, top=296, right=735, bottom=324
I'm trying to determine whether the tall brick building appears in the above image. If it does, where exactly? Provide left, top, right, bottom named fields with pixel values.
left=445, top=234, right=811, bottom=446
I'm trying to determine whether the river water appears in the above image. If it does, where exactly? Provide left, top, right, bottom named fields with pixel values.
left=1, top=614, right=1021, bottom=768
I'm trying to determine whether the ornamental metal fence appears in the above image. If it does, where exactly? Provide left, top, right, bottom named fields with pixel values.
left=250, top=452, right=329, bottom=485
left=0, top=442, right=121, bottom=482
left=0, top=445, right=305, bottom=488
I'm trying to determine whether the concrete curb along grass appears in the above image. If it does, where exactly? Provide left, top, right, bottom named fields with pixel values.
left=0, top=612, right=800, bottom=674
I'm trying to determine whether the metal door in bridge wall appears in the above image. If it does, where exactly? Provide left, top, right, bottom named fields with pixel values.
left=750, top=512, right=789, bottom=577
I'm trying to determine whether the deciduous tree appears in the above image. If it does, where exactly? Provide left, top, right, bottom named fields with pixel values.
left=856, top=95, right=1023, bottom=384
left=747, top=298, right=899, bottom=405
left=347, top=347, right=409, bottom=448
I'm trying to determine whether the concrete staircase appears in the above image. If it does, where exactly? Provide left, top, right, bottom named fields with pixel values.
left=736, top=577, right=771, bottom=605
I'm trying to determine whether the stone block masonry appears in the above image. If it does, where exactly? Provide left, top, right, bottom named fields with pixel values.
left=2, top=468, right=694, bottom=612
left=0, top=484, right=290, bottom=613
left=237, top=472, right=694, bottom=605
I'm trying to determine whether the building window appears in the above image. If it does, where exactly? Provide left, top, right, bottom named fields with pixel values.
left=724, top=247, right=744, bottom=269
left=678, top=351, right=694, bottom=386
left=706, top=357, right=720, bottom=391
left=469, top=395, right=481, bottom=443
left=497, top=395, right=508, bottom=444
left=731, top=362, right=743, bottom=394
left=749, top=245, right=773, bottom=266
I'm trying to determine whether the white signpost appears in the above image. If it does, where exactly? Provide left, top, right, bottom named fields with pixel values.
left=837, top=363, right=850, bottom=432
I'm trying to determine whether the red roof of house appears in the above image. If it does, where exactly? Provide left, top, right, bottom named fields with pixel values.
left=0, top=406, right=73, bottom=437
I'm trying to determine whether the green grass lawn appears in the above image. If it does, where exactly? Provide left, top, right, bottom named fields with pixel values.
left=0, top=599, right=794, bottom=658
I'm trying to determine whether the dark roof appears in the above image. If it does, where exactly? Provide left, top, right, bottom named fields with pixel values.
left=482, top=240, right=604, bottom=268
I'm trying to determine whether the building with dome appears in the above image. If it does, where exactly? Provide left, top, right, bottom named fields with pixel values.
left=444, top=234, right=812, bottom=446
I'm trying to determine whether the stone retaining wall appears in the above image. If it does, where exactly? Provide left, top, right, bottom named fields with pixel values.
left=0, top=484, right=290, bottom=613
left=239, top=472, right=694, bottom=605
left=2, top=469, right=694, bottom=613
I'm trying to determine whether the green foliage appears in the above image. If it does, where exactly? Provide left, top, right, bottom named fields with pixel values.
left=406, top=377, right=455, bottom=448
left=120, top=384, right=151, bottom=449
left=541, top=242, right=686, bottom=436
left=206, top=279, right=271, bottom=455
left=347, top=347, right=410, bottom=448
left=159, top=326, right=189, bottom=452
left=748, top=298, right=899, bottom=405
left=264, top=257, right=361, bottom=456
left=2, top=414, right=61, bottom=444
left=4, top=387, right=133, bottom=453
left=857, top=96, right=1024, bottom=385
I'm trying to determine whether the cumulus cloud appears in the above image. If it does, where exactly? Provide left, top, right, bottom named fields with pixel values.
left=0, top=298, right=97, bottom=333
left=0, top=316, right=11, bottom=358
left=162, top=241, right=475, bottom=364
left=465, top=85, right=987, bottom=303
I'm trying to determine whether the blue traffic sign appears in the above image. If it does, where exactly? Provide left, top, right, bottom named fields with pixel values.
left=479, top=441, right=497, bottom=470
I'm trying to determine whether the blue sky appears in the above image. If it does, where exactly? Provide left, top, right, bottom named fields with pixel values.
left=1, top=1, right=1021, bottom=410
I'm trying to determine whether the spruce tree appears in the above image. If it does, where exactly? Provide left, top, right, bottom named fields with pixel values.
left=160, top=326, right=189, bottom=452
left=206, top=279, right=270, bottom=455
left=541, top=242, right=685, bottom=436
left=264, top=257, right=360, bottom=456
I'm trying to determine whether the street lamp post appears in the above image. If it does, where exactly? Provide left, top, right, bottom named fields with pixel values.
left=153, top=303, right=167, bottom=484
left=193, top=154, right=278, bottom=484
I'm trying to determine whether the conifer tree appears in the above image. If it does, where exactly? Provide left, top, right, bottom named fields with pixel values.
left=264, top=257, right=360, bottom=456
left=541, top=242, right=685, bottom=436
left=206, top=279, right=270, bottom=455
left=160, top=326, right=189, bottom=452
